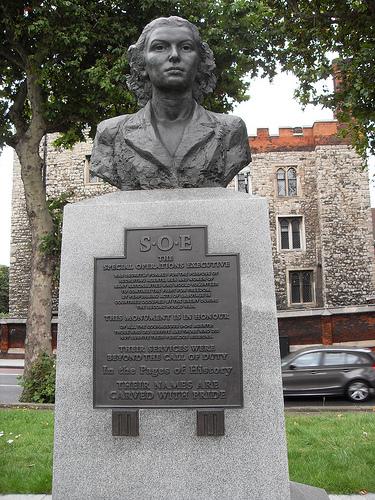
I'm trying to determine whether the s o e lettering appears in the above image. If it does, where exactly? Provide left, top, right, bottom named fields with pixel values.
left=140, top=234, right=192, bottom=252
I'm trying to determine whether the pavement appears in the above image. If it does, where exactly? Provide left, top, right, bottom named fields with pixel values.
left=328, top=497, right=375, bottom=499
left=0, top=359, right=24, bottom=368
left=1, top=495, right=375, bottom=499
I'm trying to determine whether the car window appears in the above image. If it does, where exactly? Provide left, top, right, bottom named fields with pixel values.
left=350, top=353, right=373, bottom=364
left=323, top=352, right=347, bottom=366
left=292, top=352, right=321, bottom=367
left=345, top=353, right=366, bottom=365
left=323, top=352, right=368, bottom=366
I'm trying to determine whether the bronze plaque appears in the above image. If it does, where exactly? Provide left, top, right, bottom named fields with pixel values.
left=93, top=226, right=243, bottom=408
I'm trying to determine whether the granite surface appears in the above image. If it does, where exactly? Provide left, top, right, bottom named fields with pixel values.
left=53, top=188, right=290, bottom=499
left=290, top=481, right=329, bottom=500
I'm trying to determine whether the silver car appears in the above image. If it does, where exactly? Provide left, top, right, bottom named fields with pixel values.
left=282, top=346, right=375, bottom=402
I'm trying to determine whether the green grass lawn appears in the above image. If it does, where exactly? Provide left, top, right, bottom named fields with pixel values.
left=287, top=412, right=375, bottom=495
left=0, top=409, right=54, bottom=494
left=0, top=409, right=374, bottom=494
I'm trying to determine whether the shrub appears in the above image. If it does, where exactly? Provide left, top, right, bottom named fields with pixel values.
left=19, top=353, right=56, bottom=403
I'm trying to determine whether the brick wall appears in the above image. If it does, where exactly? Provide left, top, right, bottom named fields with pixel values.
left=278, top=316, right=322, bottom=345
left=0, top=320, right=57, bottom=355
left=331, top=313, right=375, bottom=343
left=278, top=309, right=375, bottom=347
left=249, top=121, right=349, bottom=153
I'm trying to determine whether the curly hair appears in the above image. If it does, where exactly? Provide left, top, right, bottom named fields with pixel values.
left=126, top=16, right=217, bottom=107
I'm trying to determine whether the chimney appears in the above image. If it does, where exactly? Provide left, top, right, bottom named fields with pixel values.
left=332, top=58, right=347, bottom=120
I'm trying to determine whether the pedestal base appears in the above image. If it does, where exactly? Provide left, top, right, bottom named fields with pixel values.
left=53, top=188, right=292, bottom=499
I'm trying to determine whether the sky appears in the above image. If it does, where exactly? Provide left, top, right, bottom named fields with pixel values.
left=0, top=71, right=374, bottom=267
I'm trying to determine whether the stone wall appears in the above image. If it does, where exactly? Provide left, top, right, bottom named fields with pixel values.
left=9, top=135, right=116, bottom=317
left=9, top=156, right=32, bottom=318
left=316, top=145, right=375, bottom=306
left=250, top=150, right=322, bottom=309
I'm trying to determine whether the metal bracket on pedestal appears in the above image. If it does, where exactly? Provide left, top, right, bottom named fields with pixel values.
left=112, top=410, right=139, bottom=436
left=196, top=409, right=225, bottom=436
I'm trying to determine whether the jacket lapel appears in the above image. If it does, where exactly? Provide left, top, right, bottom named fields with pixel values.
left=120, top=102, right=218, bottom=172
left=174, top=104, right=216, bottom=169
left=121, top=103, right=171, bottom=171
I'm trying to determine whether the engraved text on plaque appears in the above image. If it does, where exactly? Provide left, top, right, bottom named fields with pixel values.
left=93, top=226, right=243, bottom=408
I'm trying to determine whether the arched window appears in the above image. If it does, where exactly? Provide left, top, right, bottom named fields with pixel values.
left=276, top=167, right=297, bottom=196
left=277, top=168, right=286, bottom=196
left=287, top=168, right=297, bottom=196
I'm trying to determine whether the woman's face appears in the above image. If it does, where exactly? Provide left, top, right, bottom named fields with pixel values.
left=144, top=25, right=200, bottom=93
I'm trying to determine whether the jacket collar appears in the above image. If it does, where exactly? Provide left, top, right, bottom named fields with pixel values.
left=121, top=101, right=216, bottom=170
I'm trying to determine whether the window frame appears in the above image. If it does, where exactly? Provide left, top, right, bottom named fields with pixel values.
left=292, top=127, right=304, bottom=136
left=322, top=352, right=369, bottom=366
left=292, top=351, right=322, bottom=368
left=84, top=155, right=102, bottom=185
left=234, top=169, right=251, bottom=193
left=276, top=166, right=298, bottom=197
left=287, top=268, right=316, bottom=306
left=277, top=215, right=305, bottom=252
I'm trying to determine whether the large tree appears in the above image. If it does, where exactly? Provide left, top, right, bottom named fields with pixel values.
left=0, top=0, right=277, bottom=381
left=266, top=0, right=375, bottom=160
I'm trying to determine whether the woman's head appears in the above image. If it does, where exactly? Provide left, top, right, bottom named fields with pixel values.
left=126, top=16, right=216, bottom=106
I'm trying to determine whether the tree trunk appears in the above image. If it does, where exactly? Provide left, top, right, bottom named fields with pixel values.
left=16, top=140, right=54, bottom=379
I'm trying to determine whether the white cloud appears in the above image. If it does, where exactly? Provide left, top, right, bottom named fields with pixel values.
left=232, top=72, right=333, bottom=135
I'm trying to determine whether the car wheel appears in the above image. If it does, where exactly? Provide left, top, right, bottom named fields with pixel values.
left=346, top=381, right=370, bottom=402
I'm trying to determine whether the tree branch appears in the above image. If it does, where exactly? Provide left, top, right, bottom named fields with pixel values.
left=13, top=41, right=29, bottom=67
left=0, top=46, right=24, bottom=69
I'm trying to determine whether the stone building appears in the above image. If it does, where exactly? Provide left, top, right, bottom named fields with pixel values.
left=249, top=122, right=375, bottom=349
left=251, top=122, right=375, bottom=309
left=2, top=120, right=375, bottom=356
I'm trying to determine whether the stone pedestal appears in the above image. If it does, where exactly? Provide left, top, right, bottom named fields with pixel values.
left=52, top=188, right=319, bottom=499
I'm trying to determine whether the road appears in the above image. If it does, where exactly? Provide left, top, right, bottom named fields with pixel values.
left=0, top=368, right=23, bottom=404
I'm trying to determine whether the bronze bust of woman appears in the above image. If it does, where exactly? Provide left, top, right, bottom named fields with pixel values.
left=91, top=16, right=251, bottom=190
